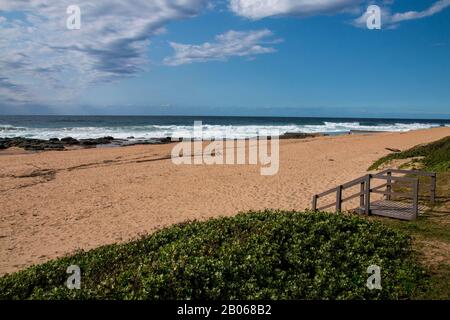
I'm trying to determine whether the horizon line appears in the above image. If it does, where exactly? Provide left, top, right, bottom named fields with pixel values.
left=1, top=114, right=450, bottom=121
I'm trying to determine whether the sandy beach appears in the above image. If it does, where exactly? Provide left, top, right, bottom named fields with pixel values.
left=1, top=127, right=449, bottom=275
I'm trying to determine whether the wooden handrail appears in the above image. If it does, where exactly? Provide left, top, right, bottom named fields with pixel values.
left=311, top=168, right=436, bottom=217
left=371, top=174, right=418, bottom=182
left=341, top=176, right=367, bottom=189
left=382, top=169, right=436, bottom=204
left=316, top=187, right=339, bottom=198
left=388, top=169, right=436, bottom=177
left=312, top=175, right=367, bottom=212
left=315, top=175, right=366, bottom=199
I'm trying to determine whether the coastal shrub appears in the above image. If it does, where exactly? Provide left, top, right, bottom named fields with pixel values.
left=0, top=210, right=427, bottom=300
left=369, top=136, right=450, bottom=172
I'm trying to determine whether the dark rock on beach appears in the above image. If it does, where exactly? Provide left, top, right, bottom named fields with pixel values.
left=120, top=137, right=174, bottom=146
left=386, top=147, right=402, bottom=153
left=279, top=132, right=326, bottom=139
left=0, top=137, right=65, bottom=151
left=160, top=137, right=173, bottom=144
left=61, top=137, right=80, bottom=145
left=79, top=136, right=115, bottom=146
left=0, top=135, right=175, bottom=152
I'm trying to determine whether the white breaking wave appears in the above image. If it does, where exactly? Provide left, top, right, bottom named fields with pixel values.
left=0, top=122, right=446, bottom=140
left=299, top=122, right=443, bottom=133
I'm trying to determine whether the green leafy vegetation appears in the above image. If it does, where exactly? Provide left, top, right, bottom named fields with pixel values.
left=0, top=211, right=427, bottom=300
left=368, top=136, right=450, bottom=172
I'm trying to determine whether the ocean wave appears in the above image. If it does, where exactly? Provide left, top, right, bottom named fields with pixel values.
left=0, top=122, right=446, bottom=140
left=0, top=125, right=27, bottom=131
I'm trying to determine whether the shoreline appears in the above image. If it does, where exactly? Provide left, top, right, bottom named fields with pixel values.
left=1, top=126, right=449, bottom=275
left=0, top=130, right=399, bottom=154
left=0, top=132, right=328, bottom=154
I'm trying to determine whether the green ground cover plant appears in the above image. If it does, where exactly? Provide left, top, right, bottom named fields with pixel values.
left=0, top=211, right=426, bottom=300
left=369, top=136, right=450, bottom=172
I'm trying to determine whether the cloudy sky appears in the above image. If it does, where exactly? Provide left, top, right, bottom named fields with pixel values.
left=0, top=0, right=449, bottom=117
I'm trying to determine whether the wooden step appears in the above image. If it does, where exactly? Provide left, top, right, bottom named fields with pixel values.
left=357, top=200, right=429, bottom=221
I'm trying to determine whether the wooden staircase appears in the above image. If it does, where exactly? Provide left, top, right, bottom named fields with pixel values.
left=312, top=169, right=437, bottom=221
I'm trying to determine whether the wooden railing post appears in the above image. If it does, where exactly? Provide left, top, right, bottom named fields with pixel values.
left=386, top=170, right=392, bottom=201
left=312, top=195, right=317, bottom=211
left=412, top=178, right=419, bottom=219
left=336, top=185, right=342, bottom=212
left=430, top=174, right=436, bottom=204
left=364, top=174, right=371, bottom=215
left=359, top=181, right=365, bottom=209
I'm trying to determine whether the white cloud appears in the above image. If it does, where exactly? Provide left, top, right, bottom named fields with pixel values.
left=390, top=0, right=450, bottom=23
left=0, top=0, right=210, bottom=104
left=353, top=0, right=450, bottom=28
left=1, top=0, right=449, bottom=106
left=163, top=29, right=279, bottom=66
left=229, top=0, right=360, bottom=19
left=230, top=0, right=450, bottom=28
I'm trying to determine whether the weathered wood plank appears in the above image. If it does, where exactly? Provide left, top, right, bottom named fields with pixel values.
left=368, top=200, right=428, bottom=221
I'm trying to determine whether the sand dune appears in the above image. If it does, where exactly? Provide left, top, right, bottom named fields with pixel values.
left=1, top=127, right=449, bottom=275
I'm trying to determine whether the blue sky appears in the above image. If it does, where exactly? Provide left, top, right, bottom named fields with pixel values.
left=0, top=0, right=449, bottom=118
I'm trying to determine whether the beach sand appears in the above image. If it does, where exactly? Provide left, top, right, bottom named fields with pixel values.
left=1, top=127, right=449, bottom=275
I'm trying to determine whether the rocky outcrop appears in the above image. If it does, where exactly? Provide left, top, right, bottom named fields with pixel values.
left=279, top=132, right=326, bottom=140
left=60, top=137, right=79, bottom=145
left=0, top=137, right=65, bottom=151
left=79, top=136, right=115, bottom=146
left=0, top=136, right=175, bottom=152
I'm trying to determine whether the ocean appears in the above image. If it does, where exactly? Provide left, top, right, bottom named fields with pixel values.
left=0, top=115, right=449, bottom=140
